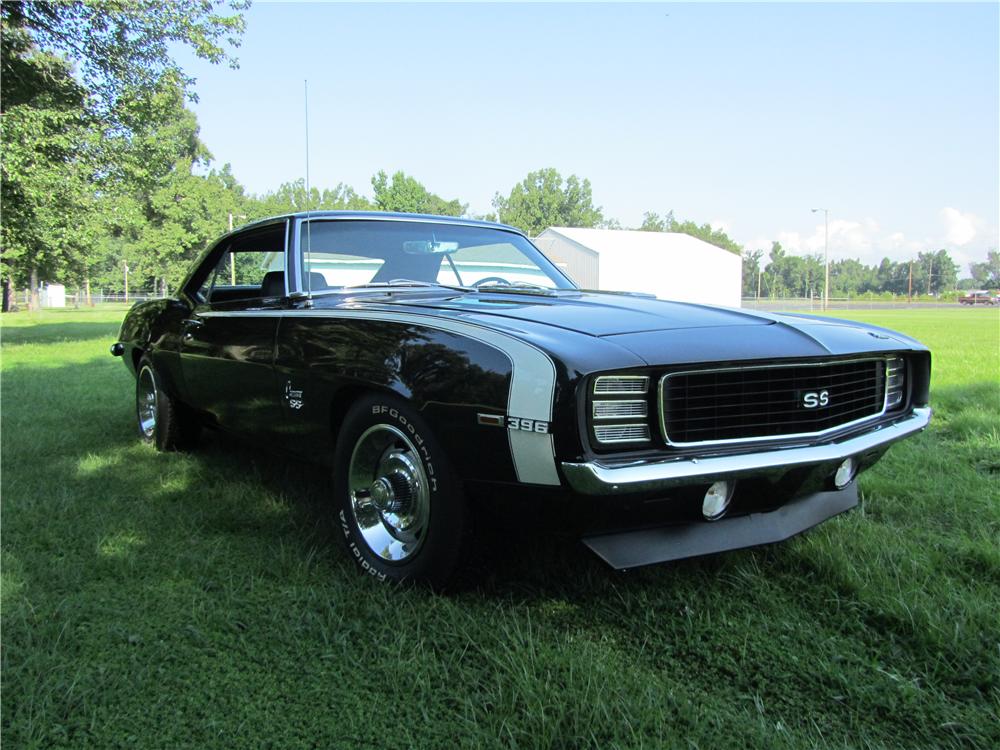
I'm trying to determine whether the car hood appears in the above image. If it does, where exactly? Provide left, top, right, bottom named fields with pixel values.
left=401, top=290, right=774, bottom=336
left=316, top=290, right=925, bottom=367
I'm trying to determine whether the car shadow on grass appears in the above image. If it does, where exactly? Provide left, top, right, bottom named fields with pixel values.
left=1, top=319, right=124, bottom=346
left=5, top=352, right=996, bottom=598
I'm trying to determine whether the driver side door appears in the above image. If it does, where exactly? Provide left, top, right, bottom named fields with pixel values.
left=179, top=221, right=289, bottom=434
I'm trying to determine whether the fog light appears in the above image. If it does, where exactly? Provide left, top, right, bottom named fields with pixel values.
left=702, top=481, right=734, bottom=521
left=834, top=458, right=857, bottom=489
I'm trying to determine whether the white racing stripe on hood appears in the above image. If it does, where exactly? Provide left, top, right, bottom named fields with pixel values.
left=199, top=309, right=561, bottom=486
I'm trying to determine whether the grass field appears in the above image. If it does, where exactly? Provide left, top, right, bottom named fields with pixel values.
left=2, top=306, right=998, bottom=749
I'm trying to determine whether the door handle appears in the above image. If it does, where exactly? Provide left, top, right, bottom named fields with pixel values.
left=182, top=318, right=204, bottom=339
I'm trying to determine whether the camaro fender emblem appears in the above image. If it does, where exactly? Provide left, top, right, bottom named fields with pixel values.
left=802, top=390, right=830, bottom=408
left=478, top=413, right=551, bottom=434
left=284, top=380, right=304, bottom=410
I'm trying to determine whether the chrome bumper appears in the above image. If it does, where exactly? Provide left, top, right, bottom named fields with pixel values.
left=561, top=407, right=932, bottom=496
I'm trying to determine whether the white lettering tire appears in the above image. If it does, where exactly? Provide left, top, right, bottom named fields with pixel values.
left=333, top=394, right=471, bottom=588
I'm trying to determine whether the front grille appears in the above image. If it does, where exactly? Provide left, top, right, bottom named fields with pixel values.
left=660, top=359, right=890, bottom=446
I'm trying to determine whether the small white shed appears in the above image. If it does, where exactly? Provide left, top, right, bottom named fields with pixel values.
left=534, top=227, right=742, bottom=308
left=41, top=283, right=66, bottom=308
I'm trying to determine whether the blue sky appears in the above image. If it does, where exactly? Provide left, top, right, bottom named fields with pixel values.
left=176, top=2, right=999, bottom=274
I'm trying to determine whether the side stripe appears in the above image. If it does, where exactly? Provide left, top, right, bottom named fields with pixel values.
left=198, top=309, right=561, bottom=486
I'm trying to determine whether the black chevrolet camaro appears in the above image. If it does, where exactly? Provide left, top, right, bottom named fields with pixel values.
left=113, top=211, right=932, bottom=586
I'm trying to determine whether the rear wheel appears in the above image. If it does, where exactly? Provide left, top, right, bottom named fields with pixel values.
left=136, top=356, right=199, bottom=451
left=333, top=394, right=471, bottom=588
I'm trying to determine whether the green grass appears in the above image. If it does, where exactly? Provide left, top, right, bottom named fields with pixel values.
left=2, top=306, right=998, bottom=749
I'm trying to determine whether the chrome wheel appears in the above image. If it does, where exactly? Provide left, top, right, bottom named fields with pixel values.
left=347, top=424, right=430, bottom=562
left=137, top=365, right=158, bottom=439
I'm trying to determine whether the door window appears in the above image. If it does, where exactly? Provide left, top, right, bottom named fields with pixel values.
left=193, top=225, right=287, bottom=304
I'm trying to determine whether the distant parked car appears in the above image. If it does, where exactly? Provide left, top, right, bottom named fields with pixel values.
left=112, top=211, right=933, bottom=586
left=958, top=291, right=998, bottom=305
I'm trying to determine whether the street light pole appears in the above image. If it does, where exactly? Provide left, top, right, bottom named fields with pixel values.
left=812, top=208, right=829, bottom=310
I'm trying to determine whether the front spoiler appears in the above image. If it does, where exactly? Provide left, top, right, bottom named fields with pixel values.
left=562, top=407, right=931, bottom=496
left=583, top=484, right=858, bottom=570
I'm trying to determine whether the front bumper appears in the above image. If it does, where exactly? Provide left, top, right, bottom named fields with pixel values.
left=562, top=407, right=931, bottom=496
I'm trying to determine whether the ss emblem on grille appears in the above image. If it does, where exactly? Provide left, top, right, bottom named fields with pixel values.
left=802, top=390, right=830, bottom=408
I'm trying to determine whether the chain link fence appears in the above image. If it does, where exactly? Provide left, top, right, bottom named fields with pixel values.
left=5, top=287, right=166, bottom=311
left=741, top=297, right=961, bottom=312
left=3, top=286, right=968, bottom=312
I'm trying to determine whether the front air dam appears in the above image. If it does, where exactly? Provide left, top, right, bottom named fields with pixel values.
left=582, top=484, right=858, bottom=570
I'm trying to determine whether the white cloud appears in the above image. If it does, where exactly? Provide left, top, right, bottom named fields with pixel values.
left=732, top=207, right=997, bottom=276
left=771, top=219, right=886, bottom=262
left=940, top=207, right=978, bottom=246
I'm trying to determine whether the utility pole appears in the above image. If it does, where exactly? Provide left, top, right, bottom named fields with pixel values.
left=757, top=268, right=762, bottom=301
left=926, top=255, right=933, bottom=296
left=908, top=260, right=913, bottom=303
left=811, top=208, right=829, bottom=310
left=123, top=261, right=129, bottom=303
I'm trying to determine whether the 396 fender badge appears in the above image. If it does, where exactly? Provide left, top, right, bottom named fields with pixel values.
left=477, top=413, right=551, bottom=434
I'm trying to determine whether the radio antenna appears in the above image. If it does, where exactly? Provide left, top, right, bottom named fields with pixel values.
left=304, top=79, right=313, bottom=300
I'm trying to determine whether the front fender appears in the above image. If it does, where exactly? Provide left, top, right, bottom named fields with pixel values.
left=275, top=316, right=532, bottom=484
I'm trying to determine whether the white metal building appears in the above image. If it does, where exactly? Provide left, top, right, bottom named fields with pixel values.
left=534, top=227, right=742, bottom=307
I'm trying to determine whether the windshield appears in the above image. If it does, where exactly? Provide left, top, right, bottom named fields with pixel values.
left=298, top=220, right=575, bottom=292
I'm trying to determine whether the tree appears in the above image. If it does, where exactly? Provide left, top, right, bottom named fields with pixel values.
left=638, top=211, right=742, bottom=256
left=249, top=180, right=373, bottom=221
left=371, top=171, right=465, bottom=216
left=492, top=168, right=603, bottom=236
left=639, top=211, right=674, bottom=232
left=742, top=248, right=764, bottom=297
left=0, top=32, right=94, bottom=307
left=668, top=219, right=742, bottom=256
left=969, top=250, right=1000, bottom=288
left=762, top=241, right=787, bottom=298
left=916, top=249, right=958, bottom=295
left=1, top=1, right=247, bottom=124
left=829, top=258, right=878, bottom=296
left=1, top=1, right=248, bottom=309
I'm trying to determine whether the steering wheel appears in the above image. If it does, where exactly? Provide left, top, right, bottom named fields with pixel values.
left=472, top=276, right=512, bottom=288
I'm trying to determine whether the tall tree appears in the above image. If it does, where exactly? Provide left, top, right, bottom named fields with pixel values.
left=1, top=1, right=246, bottom=123
left=492, top=168, right=603, bottom=236
left=0, top=31, right=93, bottom=308
left=742, top=248, right=765, bottom=297
left=371, top=171, right=465, bottom=216
left=917, top=249, right=958, bottom=294
left=1, top=0, right=247, bottom=309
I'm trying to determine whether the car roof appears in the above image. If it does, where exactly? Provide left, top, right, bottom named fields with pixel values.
left=231, top=210, right=525, bottom=237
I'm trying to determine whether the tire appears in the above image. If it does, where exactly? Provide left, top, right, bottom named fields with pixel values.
left=135, top=356, right=200, bottom=451
left=332, top=393, right=471, bottom=588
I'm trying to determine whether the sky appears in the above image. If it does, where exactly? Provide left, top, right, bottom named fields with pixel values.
left=174, top=2, right=999, bottom=275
